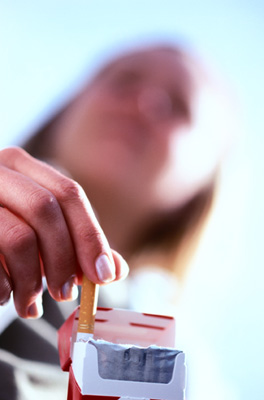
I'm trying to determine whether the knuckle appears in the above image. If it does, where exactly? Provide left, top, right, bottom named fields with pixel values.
left=78, top=226, right=103, bottom=248
left=0, top=146, right=25, bottom=162
left=4, top=224, right=35, bottom=253
left=56, top=178, right=84, bottom=203
left=28, top=189, right=59, bottom=220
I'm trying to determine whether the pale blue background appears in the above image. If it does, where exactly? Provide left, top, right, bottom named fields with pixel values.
left=0, top=1, right=263, bottom=399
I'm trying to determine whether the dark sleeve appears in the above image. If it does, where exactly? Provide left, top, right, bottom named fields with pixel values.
left=0, top=291, right=78, bottom=400
left=0, top=357, right=17, bottom=400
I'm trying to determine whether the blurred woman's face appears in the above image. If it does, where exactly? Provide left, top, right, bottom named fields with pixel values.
left=54, top=47, right=229, bottom=213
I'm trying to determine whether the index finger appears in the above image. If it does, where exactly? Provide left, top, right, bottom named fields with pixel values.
left=0, top=147, right=121, bottom=284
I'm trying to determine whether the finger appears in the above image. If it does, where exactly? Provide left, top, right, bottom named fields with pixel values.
left=0, top=147, right=119, bottom=284
left=111, top=249, right=129, bottom=282
left=0, top=207, right=42, bottom=317
left=0, top=255, right=12, bottom=306
left=0, top=163, right=79, bottom=302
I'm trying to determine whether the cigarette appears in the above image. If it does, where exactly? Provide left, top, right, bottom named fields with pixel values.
left=77, top=275, right=99, bottom=342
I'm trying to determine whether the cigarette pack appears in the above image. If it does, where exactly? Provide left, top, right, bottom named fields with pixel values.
left=58, top=307, right=186, bottom=400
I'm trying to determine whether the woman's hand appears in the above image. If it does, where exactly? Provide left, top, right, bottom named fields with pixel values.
left=0, top=147, right=129, bottom=318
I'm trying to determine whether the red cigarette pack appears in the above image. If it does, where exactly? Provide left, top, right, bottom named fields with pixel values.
left=58, top=307, right=186, bottom=400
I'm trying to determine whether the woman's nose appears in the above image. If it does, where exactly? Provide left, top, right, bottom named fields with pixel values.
left=136, top=86, right=173, bottom=123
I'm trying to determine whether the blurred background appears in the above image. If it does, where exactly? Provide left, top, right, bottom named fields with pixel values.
left=0, top=1, right=263, bottom=399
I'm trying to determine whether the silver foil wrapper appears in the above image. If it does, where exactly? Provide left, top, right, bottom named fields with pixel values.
left=89, top=339, right=181, bottom=384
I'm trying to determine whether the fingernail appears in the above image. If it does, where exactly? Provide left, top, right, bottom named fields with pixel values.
left=95, top=254, right=116, bottom=283
left=61, top=275, right=79, bottom=301
left=27, top=297, right=43, bottom=319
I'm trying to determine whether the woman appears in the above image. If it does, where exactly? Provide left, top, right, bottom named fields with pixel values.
left=0, top=43, right=233, bottom=398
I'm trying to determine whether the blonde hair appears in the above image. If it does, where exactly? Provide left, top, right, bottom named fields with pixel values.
left=128, top=177, right=217, bottom=281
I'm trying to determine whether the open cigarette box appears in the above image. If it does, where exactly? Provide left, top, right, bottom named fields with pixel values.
left=58, top=307, right=186, bottom=400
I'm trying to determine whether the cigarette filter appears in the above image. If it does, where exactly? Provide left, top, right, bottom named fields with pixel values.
left=77, top=275, right=98, bottom=341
